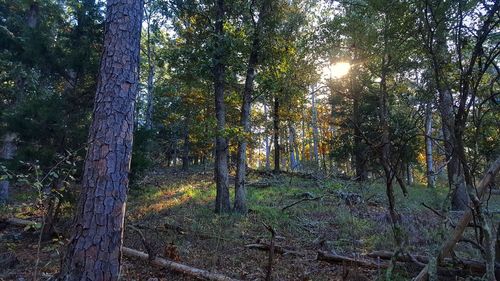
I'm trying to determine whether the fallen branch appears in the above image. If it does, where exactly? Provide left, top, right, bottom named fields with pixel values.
left=245, top=243, right=305, bottom=257
left=122, top=247, right=240, bottom=281
left=281, top=195, right=324, bottom=211
left=367, top=250, right=497, bottom=274
left=414, top=156, right=500, bottom=280
left=317, top=250, right=388, bottom=269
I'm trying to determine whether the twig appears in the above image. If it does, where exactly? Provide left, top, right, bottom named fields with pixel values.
left=281, top=195, right=324, bottom=211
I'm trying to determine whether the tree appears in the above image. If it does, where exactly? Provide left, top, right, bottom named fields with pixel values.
left=234, top=0, right=270, bottom=214
left=58, top=0, right=143, bottom=279
left=213, top=0, right=231, bottom=213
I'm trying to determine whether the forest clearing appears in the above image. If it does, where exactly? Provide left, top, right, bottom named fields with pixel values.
left=0, top=0, right=499, bottom=280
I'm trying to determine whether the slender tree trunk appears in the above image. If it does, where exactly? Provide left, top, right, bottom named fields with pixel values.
left=424, top=102, right=435, bottom=188
left=0, top=133, right=17, bottom=204
left=58, top=0, right=142, bottom=279
left=144, top=12, right=155, bottom=130
left=311, top=87, right=319, bottom=168
left=172, top=138, right=178, bottom=166
left=264, top=104, right=271, bottom=171
left=182, top=128, right=189, bottom=171
left=379, top=45, right=402, bottom=246
left=234, top=8, right=263, bottom=213
left=213, top=0, right=230, bottom=213
left=406, top=163, right=414, bottom=186
left=429, top=8, right=468, bottom=210
left=288, top=122, right=298, bottom=171
left=353, top=93, right=367, bottom=181
left=273, top=97, right=280, bottom=173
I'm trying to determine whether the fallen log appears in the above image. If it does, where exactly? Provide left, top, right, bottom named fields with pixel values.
left=319, top=250, right=495, bottom=278
left=317, top=250, right=388, bottom=269
left=245, top=243, right=305, bottom=257
left=3, top=217, right=241, bottom=281
left=122, top=247, right=240, bottom=281
left=368, top=250, right=499, bottom=274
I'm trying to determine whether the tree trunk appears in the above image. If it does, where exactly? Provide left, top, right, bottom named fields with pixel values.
left=58, top=0, right=143, bottom=279
left=172, top=138, right=178, bottom=166
left=353, top=92, right=367, bottom=181
left=213, top=0, right=230, bottom=213
left=430, top=8, right=468, bottom=210
left=144, top=10, right=155, bottom=131
left=264, top=104, right=271, bottom=171
left=288, top=122, right=299, bottom=171
left=273, top=97, right=280, bottom=173
left=311, top=87, right=319, bottom=168
left=182, top=128, right=189, bottom=171
left=406, top=163, right=414, bottom=186
left=0, top=133, right=17, bottom=204
left=234, top=7, right=263, bottom=213
left=424, top=102, right=435, bottom=188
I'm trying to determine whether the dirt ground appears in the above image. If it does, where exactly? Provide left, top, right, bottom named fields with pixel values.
left=0, top=167, right=497, bottom=280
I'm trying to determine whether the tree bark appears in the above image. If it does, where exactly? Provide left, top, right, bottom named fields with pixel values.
left=425, top=3, right=468, bottom=210
left=234, top=8, right=262, bottom=213
left=311, top=86, right=320, bottom=168
left=58, top=0, right=143, bottom=279
left=0, top=133, right=17, bottom=204
left=213, top=0, right=230, bottom=213
left=273, top=97, right=280, bottom=173
left=182, top=128, right=189, bottom=171
left=288, top=122, right=299, bottom=171
left=424, top=102, right=435, bottom=188
left=144, top=6, right=155, bottom=131
left=352, top=77, right=367, bottom=181
left=264, top=104, right=271, bottom=171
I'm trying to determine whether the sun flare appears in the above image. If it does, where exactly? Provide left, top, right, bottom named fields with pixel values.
left=322, top=62, right=351, bottom=79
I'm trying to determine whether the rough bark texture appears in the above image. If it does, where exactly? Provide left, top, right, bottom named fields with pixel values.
left=273, top=98, right=280, bottom=173
left=213, top=0, right=230, bottom=213
left=424, top=102, right=435, bottom=188
left=58, top=0, right=143, bottom=279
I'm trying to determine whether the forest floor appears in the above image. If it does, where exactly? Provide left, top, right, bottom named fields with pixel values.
left=0, top=165, right=498, bottom=281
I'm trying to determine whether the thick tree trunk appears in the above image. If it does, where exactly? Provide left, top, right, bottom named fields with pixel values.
left=213, top=0, right=230, bottom=213
left=57, top=0, right=142, bottom=280
left=424, top=102, right=435, bottom=188
left=0, top=133, right=17, bottom=204
left=273, top=98, right=280, bottom=173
